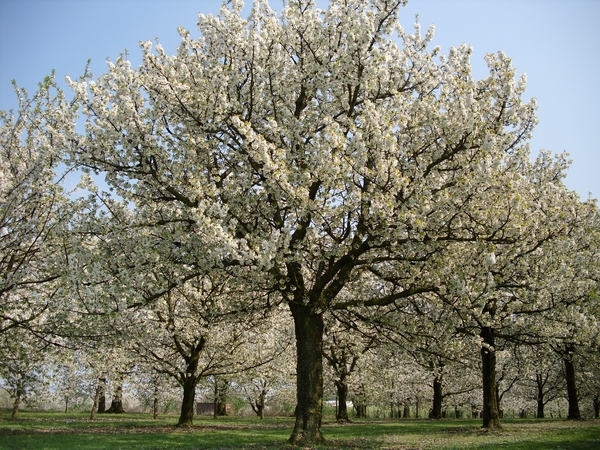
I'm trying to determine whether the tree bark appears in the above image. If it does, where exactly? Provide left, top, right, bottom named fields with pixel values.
left=354, top=403, right=367, bottom=418
left=288, top=303, right=325, bottom=446
left=250, top=387, right=267, bottom=419
left=536, top=373, right=545, bottom=419
left=105, top=382, right=125, bottom=414
left=216, top=379, right=229, bottom=416
left=593, top=394, right=599, bottom=419
left=153, top=399, right=159, bottom=419
left=563, top=346, right=581, bottom=420
left=97, top=377, right=106, bottom=414
left=335, top=380, right=350, bottom=422
left=403, top=402, right=410, bottom=418
left=480, top=326, right=501, bottom=428
left=261, top=388, right=267, bottom=419
left=11, top=388, right=21, bottom=420
left=90, top=382, right=101, bottom=420
left=178, top=375, right=197, bottom=426
left=213, top=378, right=218, bottom=420
left=153, top=386, right=159, bottom=419
left=431, top=374, right=443, bottom=419
left=176, top=336, right=205, bottom=426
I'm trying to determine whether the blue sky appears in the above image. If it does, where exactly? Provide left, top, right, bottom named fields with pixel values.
left=1, top=0, right=598, bottom=199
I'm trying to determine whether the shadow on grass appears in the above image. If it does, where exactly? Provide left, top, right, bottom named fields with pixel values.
left=1, top=413, right=599, bottom=450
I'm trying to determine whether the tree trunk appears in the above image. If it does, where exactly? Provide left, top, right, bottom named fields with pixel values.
left=431, top=374, right=443, bottom=419
left=64, top=396, right=69, bottom=414
left=335, top=380, right=350, bottom=422
left=90, top=382, right=101, bottom=420
left=176, top=336, right=205, bottom=426
left=153, top=399, right=159, bottom=419
left=403, top=402, right=410, bottom=418
left=354, top=403, right=367, bottom=418
left=593, top=394, right=599, bottom=419
left=536, top=373, right=545, bottom=419
left=11, top=385, right=21, bottom=420
left=153, top=386, right=159, bottom=419
left=496, top=383, right=503, bottom=418
left=288, top=303, right=325, bottom=446
left=252, top=401, right=263, bottom=418
left=249, top=391, right=265, bottom=419
left=105, top=383, right=125, bottom=414
left=97, top=377, right=106, bottom=414
left=213, top=378, right=218, bottom=420
left=563, top=346, right=581, bottom=420
left=177, top=375, right=197, bottom=426
left=258, top=388, right=266, bottom=419
left=480, top=326, right=501, bottom=428
left=216, top=379, right=228, bottom=416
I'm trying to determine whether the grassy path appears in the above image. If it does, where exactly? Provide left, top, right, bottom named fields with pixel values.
left=1, top=412, right=599, bottom=449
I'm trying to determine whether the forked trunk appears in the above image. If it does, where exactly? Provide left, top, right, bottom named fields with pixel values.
left=177, top=375, right=197, bottom=426
left=335, top=380, right=350, bottom=422
left=288, top=303, right=325, bottom=445
left=480, top=326, right=501, bottom=428
left=176, top=336, right=205, bottom=426
left=564, top=346, right=581, bottom=420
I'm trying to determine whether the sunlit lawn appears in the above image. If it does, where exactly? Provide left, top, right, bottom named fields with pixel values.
left=1, top=411, right=599, bottom=449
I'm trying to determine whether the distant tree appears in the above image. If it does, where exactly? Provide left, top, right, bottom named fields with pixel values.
left=47, top=351, right=96, bottom=414
left=234, top=314, right=294, bottom=419
left=323, top=313, right=375, bottom=422
left=0, top=328, right=50, bottom=419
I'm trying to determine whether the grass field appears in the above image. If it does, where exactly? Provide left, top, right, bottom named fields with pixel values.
left=1, top=411, right=599, bottom=449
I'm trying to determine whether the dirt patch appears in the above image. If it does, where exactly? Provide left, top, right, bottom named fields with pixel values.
left=0, top=421, right=294, bottom=436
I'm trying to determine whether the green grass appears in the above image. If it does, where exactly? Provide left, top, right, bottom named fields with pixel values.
left=1, top=411, right=599, bottom=449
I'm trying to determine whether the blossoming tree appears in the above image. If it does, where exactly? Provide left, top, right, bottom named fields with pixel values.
left=64, top=0, right=550, bottom=443
left=0, top=76, right=74, bottom=336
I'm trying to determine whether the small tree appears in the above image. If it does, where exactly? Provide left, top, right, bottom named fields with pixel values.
left=0, top=329, right=50, bottom=419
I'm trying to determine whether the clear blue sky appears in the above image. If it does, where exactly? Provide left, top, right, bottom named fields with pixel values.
left=1, top=0, right=598, bottom=200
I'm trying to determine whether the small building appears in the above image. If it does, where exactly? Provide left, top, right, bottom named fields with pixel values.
left=196, top=402, right=232, bottom=415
